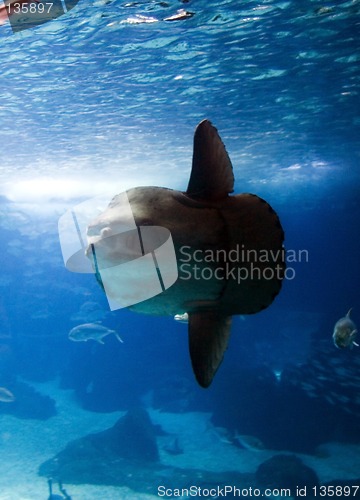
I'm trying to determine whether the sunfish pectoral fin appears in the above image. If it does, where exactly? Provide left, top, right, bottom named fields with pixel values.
left=188, top=310, right=232, bottom=388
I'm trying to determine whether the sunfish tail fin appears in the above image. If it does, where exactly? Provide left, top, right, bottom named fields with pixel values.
left=188, top=310, right=232, bottom=388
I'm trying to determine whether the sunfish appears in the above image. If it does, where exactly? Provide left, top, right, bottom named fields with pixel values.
left=333, top=308, right=358, bottom=349
left=68, top=323, right=123, bottom=345
left=86, top=120, right=285, bottom=387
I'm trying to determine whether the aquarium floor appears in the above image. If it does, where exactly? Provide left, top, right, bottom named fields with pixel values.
left=0, top=380, right=359, bottom=499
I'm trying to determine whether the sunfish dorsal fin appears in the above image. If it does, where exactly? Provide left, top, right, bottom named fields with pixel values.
left=188, top=310, right=232, bottom=388
left=186, top=120, right=234, bottom=201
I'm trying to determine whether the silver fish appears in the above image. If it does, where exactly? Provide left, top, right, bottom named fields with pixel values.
left=68, top=323, right=123, bottom=345
left=333, top=308, right=358, bottom=349
left=174, top=312, right=189, bottom=324
left=234, top=434, right=265, bottom=451
left=0, top=387, right=15, bottom=403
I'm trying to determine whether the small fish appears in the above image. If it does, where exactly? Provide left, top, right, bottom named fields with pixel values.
left=163, top=437, right=183, bottom=456
left=273, top=369, right=283, bottom=382
left=211, top=426, right=233, bottom=445
left=174, top=312, right=189, bottom=324
left=0, top=387, right=15, bottom=403
left=333, top=308, right=358, bottom=349
left=163, top=9, right=194, bottom=22
left=68, top=323, right=123, bottom=344
left=234, top=434, right=265, bottom=451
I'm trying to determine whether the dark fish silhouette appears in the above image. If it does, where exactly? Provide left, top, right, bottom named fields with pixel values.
left=86, top=120, right=285, bottom=387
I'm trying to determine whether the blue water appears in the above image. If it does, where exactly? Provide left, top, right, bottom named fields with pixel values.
left=0, top=0, right=360, bottom=496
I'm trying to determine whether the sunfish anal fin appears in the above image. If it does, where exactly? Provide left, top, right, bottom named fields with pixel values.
left=188, top=310, right=232, bottom=388
left=186, top=119, right=234, bottom=201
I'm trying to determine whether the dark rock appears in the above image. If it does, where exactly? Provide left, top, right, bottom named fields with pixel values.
left=256, top=454, right=319, bottom=494
left=90, top=407, right=160, bottom=462
left=40, top=407, right=159, bottom=476
left=0, top=379, right=56, bottom=420
left=39, top=407, right=253, bottom=494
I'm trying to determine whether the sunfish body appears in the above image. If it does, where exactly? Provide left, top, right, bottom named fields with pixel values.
left=333, top=308, right=358, bottom=349
left=86, top=120, right=285, bottom=387
left=68, top=323, right=123, bottom=345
